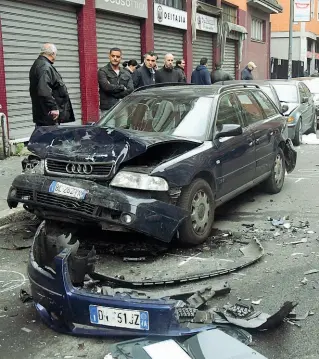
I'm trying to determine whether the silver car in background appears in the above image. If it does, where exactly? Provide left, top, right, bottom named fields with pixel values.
left=267, top=80, right=317, bottom=146
left=295, top=77, right=319, bottom=128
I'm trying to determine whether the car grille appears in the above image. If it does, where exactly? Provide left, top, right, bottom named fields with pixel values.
left=36, top=193, right=96, bottom=215
left=45, top=159, right=113, bottom=178
left=16, top=188, right=34, bottom=200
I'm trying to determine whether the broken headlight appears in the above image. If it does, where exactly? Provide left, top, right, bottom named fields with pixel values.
left=22, top=155, right=44, bottom=175
left=110, top=171, right=169, bottom=191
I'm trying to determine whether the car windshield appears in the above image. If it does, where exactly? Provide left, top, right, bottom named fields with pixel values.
left=261, top=86, right=277, bottom=104
left=272, top=84, right=298, bottom=103
left=98, top=94, right=213, bottom=140
left=303, top=80, right=319, bottom=94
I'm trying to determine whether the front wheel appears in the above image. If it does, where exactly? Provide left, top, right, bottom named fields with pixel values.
left=263, top=148, right=285, bottom=194
left=177, top=178, right=215, bottom=246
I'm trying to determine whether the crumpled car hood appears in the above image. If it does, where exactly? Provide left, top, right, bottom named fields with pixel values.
left=282, top=102, right=299, bottom=116
left=27, top=125, right=201, bottom=163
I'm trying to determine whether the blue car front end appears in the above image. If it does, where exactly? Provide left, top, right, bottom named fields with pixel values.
left=28, top=223, right=213, bottom=337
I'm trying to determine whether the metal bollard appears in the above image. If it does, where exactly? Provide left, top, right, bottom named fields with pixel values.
left=0, top=112, right=10, bottom=159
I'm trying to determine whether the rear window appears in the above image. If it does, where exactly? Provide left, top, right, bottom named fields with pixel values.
left=273, top=84, right=298, bottom=103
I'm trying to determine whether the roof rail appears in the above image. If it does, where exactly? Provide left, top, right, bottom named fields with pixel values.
left=217, top=83, right=261, bottom=94
left=133, top=83, right=196, bottom=92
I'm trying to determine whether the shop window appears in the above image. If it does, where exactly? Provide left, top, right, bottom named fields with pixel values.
left=307, top=38, right=312, bottom=52
left=155, top=0, right=184, bottom=10
left=251, top=18, right=264, bottom=42
left=316, top=41, right=319, bottom=53
left=221, top=3, right=237, bottom=24
left=318, top=0, right=319, bottom=20
left=311, top=0, right=314, bottom=18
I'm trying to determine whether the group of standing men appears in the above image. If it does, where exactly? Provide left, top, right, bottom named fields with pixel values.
left=28, top=43, right=258, bottom=126
left=98, top=48, right=187, bottom=116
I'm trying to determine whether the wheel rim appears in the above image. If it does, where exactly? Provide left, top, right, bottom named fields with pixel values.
left=274, top=154, right=284, bottom=186
left=191, top=190, right=210, bottom=235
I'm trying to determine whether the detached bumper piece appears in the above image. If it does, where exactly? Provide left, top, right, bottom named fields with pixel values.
left=8, top=174, right=187, bottom=243
left=28, top=222, right=214, bottom=337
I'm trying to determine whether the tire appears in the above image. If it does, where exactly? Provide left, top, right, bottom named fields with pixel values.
left=264, top=148, right=286, bottom=194
left=292, top=119, right=302, bottom=146
left=177, top=178, right=215, bottom=245
left=309, top=113, right=317, bottom=134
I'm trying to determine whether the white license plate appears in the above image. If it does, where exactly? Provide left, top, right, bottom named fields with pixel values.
left=89, top=305, right=149, bottom=331
left=48, top=181, right=87, bottom=200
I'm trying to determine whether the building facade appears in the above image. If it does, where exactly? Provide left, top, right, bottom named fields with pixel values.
left=270, top=0, right=319, bottom=78
left=0, top=0, right=280, bottom=142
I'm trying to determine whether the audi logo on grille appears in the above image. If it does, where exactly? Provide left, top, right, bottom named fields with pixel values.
left=66, top=163, right=93, bottom=175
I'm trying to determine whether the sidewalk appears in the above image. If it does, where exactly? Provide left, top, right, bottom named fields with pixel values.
left=0, top=156, right=24, bottom=216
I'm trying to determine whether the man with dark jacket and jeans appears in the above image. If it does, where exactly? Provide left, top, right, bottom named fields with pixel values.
left=191, top=57, right=211, bottom=85
left=155, top=53, right=183, bottom=83
left=29, top=43, right=75, bottom=126
left=133, top=51, right=157, bottom=89
left=98, top=47, right=134, bottom=117
left=211, top=62, right=233, bottom=83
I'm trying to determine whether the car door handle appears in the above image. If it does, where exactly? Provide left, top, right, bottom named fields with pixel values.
left=255, top=138, right=260, bottom=145
left=248, top=139, right=254, bottom=146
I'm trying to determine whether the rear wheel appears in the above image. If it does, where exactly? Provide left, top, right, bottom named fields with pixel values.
left=177, top=179, right=215, bottom=246
left=264, top=148, right=285, bottom=194
left=293, top=119, right=302, bottom=146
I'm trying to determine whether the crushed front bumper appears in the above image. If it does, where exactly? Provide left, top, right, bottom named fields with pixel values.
left=7, top=174, right=187, bottom=243
left=28, top=226, right=213, bottom=337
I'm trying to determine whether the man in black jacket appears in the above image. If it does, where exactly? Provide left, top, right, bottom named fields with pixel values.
left=155, top=53, right=183, bottom=84
left=211, top=62, right=233, bottom=83
left=98, top=48, right=134, bottom=117
left=175, top=59, right=187, bottom=83
left=29, top=43, right=75, bottom=126
left=133, top=51, right=157, bottom=89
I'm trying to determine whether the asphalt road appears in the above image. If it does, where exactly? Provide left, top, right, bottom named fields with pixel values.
left=1, top=140, right=319, bottom=359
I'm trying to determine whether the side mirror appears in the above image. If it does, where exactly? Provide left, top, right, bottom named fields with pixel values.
left=281, top=104, right=289, bottom=113
left=301, top=96, right=309, bottom=104
left=215, top=124, right=243, bottom=139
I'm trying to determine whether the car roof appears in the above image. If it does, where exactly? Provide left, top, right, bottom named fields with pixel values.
left=132, top=83, right=264, bottom=98
left=266, top=79, right=300, bottom=85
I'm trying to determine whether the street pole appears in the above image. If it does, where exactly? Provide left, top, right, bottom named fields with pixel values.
left=288, top=0, right=294, bottom=79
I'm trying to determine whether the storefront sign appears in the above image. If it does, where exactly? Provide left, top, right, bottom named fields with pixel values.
left=307, top=51, right=313, bottom=58
left=293, top=0, right=311, bottom=22
left=95, top=0, right=148, bottom=18
left=196, top=13, right=218, bottom=33
left=154, top=3, right=187, bottom=30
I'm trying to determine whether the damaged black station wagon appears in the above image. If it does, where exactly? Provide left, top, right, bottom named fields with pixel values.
left=8, top=83, right=297, bottom=245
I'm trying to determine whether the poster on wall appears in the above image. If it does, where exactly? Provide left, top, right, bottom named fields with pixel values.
left=293, top=0, right=311, bottom=22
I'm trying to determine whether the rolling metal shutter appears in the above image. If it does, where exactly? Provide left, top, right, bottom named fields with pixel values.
left=96, top=12, right=141, bottom=68
left=223, top=39, right=236, bottom=79
left=192, top=31, right=213, bottom=72
left=0, top=0, right=81, bottom=141
left=154, top=25, right=184, bottom=67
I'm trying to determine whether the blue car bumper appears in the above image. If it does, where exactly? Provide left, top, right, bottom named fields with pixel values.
left=28, top=238, right=214, bottom=337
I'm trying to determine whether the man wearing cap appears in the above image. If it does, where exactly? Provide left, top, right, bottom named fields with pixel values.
left=241, top=62, right=257, bottom=80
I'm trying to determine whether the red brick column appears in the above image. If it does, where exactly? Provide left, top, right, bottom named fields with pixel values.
left=77, top=0, right=99, bottom=124
left=184, top=0, right=193, bottom=81
left=0, top=16, right=9, bottom=133
left=141, top=0, right=154, bottom=59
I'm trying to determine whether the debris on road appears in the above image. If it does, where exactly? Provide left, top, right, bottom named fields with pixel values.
left=108, top=329, right=268, bottom=359
left=300, top=277, right=308, bottom=285
left=19, top=289, right=33, bottom=303
left=285, top=238, right=308, bottom=245
left=304, top=269, right=319, bottom=275
left=21, top=327, right=32, bottom=333
left=252, top=299, right=262, bottom=305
